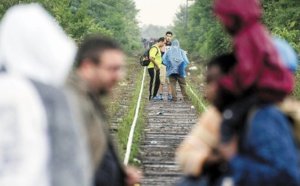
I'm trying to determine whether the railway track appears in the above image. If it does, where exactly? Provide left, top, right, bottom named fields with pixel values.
left=107, top=62, right=206, bottom=185
left=140, top=90, right=200, bottom=186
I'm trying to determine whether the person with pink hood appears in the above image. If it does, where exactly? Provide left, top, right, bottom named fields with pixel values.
left=214, top=0, right=294, bottom=104
left=210, top=0, right=300, bottom=185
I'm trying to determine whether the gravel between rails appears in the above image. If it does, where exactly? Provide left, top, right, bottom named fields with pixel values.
left=140, top=89, right=200, bottom=186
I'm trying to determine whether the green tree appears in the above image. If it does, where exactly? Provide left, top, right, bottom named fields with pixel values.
left=173, top=0, right=230, bottom=63
left=45, top=0, right=112, bottom=42
left=88, top=0, right=141, bottom=51
left=0, top=0, right=141, bottom=51
left=262, top=0, right=300, bottom=53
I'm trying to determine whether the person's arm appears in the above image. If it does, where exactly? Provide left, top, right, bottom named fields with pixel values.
left=181, top=50, right=190, bottom=64
left=162, top=51, right=169, bottom=67
left=181, top=50, right=189, bottom=72
left=229, top=106, right=300, bottom=186
left=125, top=166, right=142, bottom=185
left=175, top=106, right=222, bottom=176
left=149, top=47, right=159, bottom=70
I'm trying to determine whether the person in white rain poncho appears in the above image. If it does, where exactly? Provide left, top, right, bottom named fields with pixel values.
left=0, top=4, right=91, bottom=186
left=162, top=39, right=189, bottom=101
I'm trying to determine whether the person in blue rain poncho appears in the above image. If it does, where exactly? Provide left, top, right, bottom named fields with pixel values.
left=162, top=39, right=189, bottom=101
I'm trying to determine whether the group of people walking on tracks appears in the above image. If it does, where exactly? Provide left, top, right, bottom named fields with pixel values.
left=1, top=0, right=300, bottom=185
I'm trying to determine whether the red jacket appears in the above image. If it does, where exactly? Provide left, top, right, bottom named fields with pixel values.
left=214, top=0, right=293, bottom=102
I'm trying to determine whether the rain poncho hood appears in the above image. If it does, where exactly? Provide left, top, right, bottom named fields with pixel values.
left=0, top=4, right=90, bottom=186
left=0, top=4, right=76, bottom=87
left=163, top=40, right=189, bottom=77
left=166, top=40, right=184, bottom=63
left=213, top=0, right=293, bottom=102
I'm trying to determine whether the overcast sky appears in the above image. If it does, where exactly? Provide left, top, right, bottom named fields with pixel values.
left=133, top=0, right=186, bottom=26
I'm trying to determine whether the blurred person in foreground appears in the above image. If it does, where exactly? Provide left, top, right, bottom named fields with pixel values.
left=162, top=39, right=189, bottom=101
left=0, top=4, right=90, bottom=186
left=175, top=54, right=236, bottom=185
left=176, top=39, right=300, bottom=185
left=211, top=0, right=300, bottom=185
left=214, top=0, right=293, bottom=104
left=65, top=36, right=141, bottom=186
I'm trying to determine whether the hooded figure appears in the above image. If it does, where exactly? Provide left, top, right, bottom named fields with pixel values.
left=162, top=39, right=190, bottom=101
left=163, top=39, right=189, bottom=78
left=0, top=4, right=90, bottom=186
left=213, top=0, right=294, bottom=103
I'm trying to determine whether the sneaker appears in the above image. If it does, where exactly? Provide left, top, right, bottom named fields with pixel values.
left=158, top=94, right=164, bottom=100
left=167, top=94, right=172, bottom=100
left=152, top=96, right=160, bottom=101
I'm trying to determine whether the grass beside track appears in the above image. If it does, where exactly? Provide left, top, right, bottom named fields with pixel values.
left=104, top=56, right=146, bottom=166
left=106, top=58, right=210, bottom=166
left=117, top=67, right=147, bottom=165
left=186, top=79, right=209, bottom=114
left=186, top=62, right=209, bottom=114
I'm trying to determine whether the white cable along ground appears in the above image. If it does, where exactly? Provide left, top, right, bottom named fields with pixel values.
left=124, top=67, right=147, bottom=165
left=187, top=83, right=207, bottom=111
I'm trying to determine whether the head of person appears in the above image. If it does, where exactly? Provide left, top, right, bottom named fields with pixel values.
left=74, top=36, right=125, bottom=95
left=171, top=39, right=180, bottom=48
left=0, top=4, right=76, bottom=87
left=166, top=39, right=183, bottom=65
left=156, top=37, right=166, bottom=47
left=272, top=37, right=299, bottom=74
left=206, top=53, right=236, bottom=103
left=167, top=39, right=181, bottom=57
left=213, top=0, right=261, bottom=35
left=165, top=31, right=173, bottom=43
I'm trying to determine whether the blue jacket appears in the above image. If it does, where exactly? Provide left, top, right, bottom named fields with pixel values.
left=230, top=105, right=300, bottom=186
left=162, top=40, right=189, bottom=78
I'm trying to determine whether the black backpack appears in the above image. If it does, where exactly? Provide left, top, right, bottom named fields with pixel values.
left=139, top=46, right=159, bottom=66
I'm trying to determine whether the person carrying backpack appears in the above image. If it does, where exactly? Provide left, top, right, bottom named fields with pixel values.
left=148, top=37, right=165, bottom=100
left=162, top=39, right=189, bottom=101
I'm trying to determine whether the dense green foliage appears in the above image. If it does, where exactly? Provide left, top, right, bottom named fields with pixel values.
left=173, top=0, right=300, bottom=63
left=0, top=0, right=141, bottom=51
left=262, top=0, right=300, bottom=52
left=173, top=1, right=230, bottom=63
